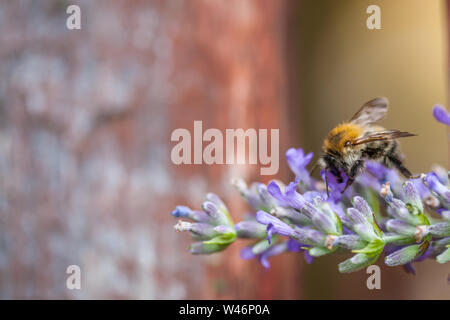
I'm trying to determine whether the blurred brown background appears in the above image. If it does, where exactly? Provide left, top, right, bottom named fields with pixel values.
left=0, top=0, right=449, bottom=299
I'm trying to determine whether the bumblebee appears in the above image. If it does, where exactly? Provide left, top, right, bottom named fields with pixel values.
left=313, top=97, right=417, bottom=195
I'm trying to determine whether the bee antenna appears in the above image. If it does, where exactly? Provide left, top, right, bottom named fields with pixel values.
left=325, top=167, right=329, bottom=198
left=309, top=160, right=319, bottom=176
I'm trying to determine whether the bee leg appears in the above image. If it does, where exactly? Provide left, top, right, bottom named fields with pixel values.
left=341, top=178, right=354, bottom=194
left=386, top=155, right=413, bottom=179
left=341, top=160, right=365, bottom=193
left=325, top=168, right=329, bottom=197
left=330, top=166, right=343, bottom=183
left=309, top=161, right=319, bottom=176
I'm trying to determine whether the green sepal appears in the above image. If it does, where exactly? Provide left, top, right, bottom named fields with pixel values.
left=308, top=246, right=334, bottom=257
left=383, top=234, right=416, bottom=245
left=333, top=211, right=343, bottom=236
left=251, top=236, right=277, bottom=255
left=352, top=238, right=385, bottom=257
left=203, top=229, right=236, bottom=246
left=189, top=242, right=228, bottom=254
left=219, top=207, right=235, bottom=228
left=405, top=203, right=421, bottom=216
left=416, top=213, right=430, bottom=226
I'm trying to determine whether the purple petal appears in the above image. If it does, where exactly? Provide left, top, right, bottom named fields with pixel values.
left=303, top=191, right=325, bottom=203
left=365, top=160, right=391, bottom=180
left=321, top=169, right=351, bottom=203
left=286, top=148, right=313, bottom=179
left=287, top=238, right=306, bottom=252
left=267, top=180, right=306, bottom=209
left=403, top=263, right=416, bottom=275
left=171, top=206, right=192, bottom=218
left=267, top=224, right=274, bottom=244
left=433, top=104, right=450, bottom=125
left=259, top=254, right=271, bottom=269
left=259, top=243, right=287, bottom=269
left=240, top=246, right=257, bottom=260
left=425, top=172, right=450, bottom=202
left=304, top=250, right=314, bottom=264
left=256, top=211, right=294, bottom=239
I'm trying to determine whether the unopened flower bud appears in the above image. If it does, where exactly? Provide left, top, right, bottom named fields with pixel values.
left=386, top=219, right=417, bottom=237
left=333, top=235, right=366, bottom=250
left=352, top=196, right=374, bottom=222
left=235, top=221, right=267, bottom=239
left=338, top=253, right=378, bottom=273
left=428, top=222, right=450, bottom=238
left=403, top=181, right=423, bottom=214
left=171, top=206, right=210, bottom=222
left=353, top=223, right=378, bottom=242
left=174, top=220, right=192, bottom=232
left=385, top=244, right=422, bottom=266
left=292, top=226, right=326, bottom=247
left=436, top=247, right=450, bottom=263
left=231, top=177, right=247, bottom=195
left=174, top=220, right=219, bottom=240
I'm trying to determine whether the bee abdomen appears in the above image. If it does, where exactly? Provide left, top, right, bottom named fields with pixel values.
left=361, top=141, right=392, bottom=160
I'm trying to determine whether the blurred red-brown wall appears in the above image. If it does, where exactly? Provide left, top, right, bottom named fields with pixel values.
left=0, top=0, right=302, bottom=299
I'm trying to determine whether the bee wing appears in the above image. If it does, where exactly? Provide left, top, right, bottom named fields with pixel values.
left=349, top=97, right=389, bottom=125
left=351, top=130, right=416, bottom=146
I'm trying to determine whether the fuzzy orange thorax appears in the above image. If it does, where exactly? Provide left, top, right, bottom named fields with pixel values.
left=323, top=122, right=363, bottom=154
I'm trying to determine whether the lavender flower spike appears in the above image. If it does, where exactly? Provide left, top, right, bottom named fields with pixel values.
left=172, top=107, right=450, bottom=272
left=432, top=104, right=450, bottom=126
